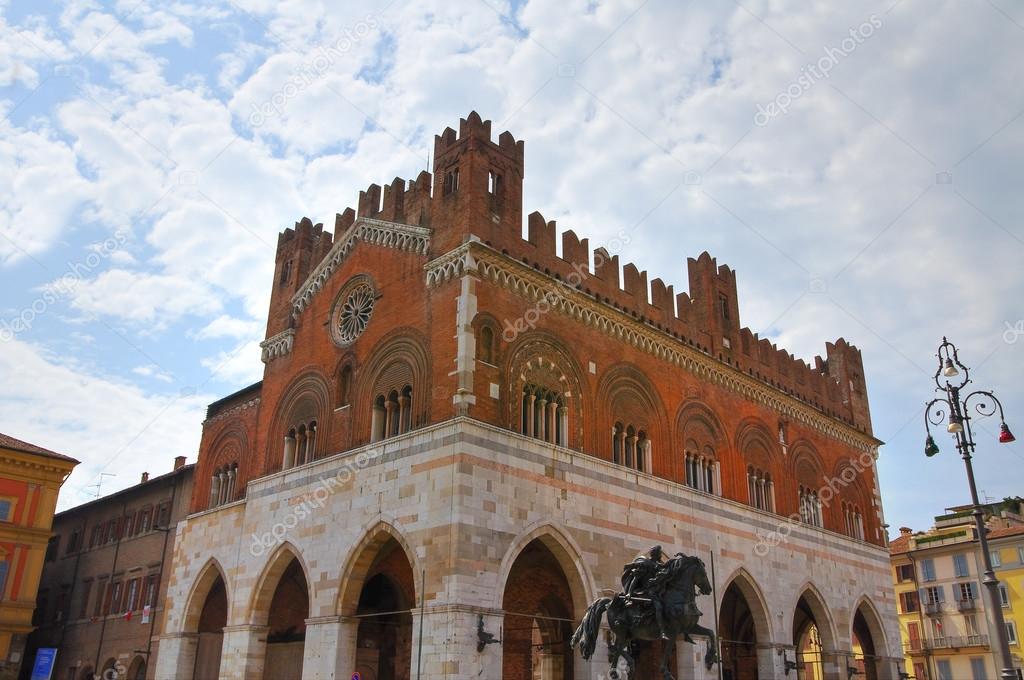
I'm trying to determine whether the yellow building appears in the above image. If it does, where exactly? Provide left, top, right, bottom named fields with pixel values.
left=0, top=433, right=77, bottom=680
left=989, top=524, right=1024, bottom=679
left=890, top=499, right=1024, bottom=680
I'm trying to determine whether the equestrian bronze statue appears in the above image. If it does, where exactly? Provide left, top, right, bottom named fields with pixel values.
left=570, top=547, right=718, bottom=680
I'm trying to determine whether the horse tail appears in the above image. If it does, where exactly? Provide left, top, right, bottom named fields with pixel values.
left=570, top=597, right=611, bottom=661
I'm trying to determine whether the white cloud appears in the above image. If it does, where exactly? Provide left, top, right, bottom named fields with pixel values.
left=0, top=339, right=208, bottom=510
left=68, top=269, right=221, bottom=325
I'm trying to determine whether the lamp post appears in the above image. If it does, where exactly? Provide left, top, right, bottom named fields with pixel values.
left=924, top=337, right=1018, bottom=680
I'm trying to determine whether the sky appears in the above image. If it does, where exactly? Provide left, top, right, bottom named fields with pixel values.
left=0, top=0, right=1021, bottom=532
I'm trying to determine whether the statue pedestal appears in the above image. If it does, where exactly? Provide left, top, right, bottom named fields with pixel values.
left=675, top=638, right=716, bottom=680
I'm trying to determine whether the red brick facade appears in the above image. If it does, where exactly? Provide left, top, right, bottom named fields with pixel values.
left=190, top=111, right=882, bottom=549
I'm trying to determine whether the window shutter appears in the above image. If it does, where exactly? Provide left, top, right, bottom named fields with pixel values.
left=937, top=585, right=945, bottom=602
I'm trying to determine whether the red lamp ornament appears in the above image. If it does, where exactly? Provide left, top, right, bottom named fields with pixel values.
left=999, top=422, right=1016, bottom=444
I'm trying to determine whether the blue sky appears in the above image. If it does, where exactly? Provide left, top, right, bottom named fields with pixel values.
left=0, top=0, right=1022, bottom=532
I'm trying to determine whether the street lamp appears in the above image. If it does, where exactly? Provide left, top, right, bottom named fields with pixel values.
left=924, top=337, right=1018, bottom=680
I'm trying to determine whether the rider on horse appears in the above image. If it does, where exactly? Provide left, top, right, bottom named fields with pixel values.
left=621, top=545, right=670, bottom=640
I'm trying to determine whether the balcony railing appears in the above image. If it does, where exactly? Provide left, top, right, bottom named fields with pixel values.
left=924, top=602, right=943, bottom=615
left=957, top=597, right=977, bottom=611
left=904, top=635, right=990, bottom=653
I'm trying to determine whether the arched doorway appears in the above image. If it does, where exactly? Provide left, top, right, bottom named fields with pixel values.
left=351, top=537, right=415, bottom=680
left=193, top=574, right=227, bottom=679
left=851, top=601, right=886, bottom=680
left=261, top=557, right=309, bottom=680
left=78, top=667, right=94, bottom=680
left=501, top=539, right=576, bottom=680
left=720, top=581, right=760, bottom=680
left=127, top=656, right=147, bottom=680
left=793, top=589, right=836, bottom=680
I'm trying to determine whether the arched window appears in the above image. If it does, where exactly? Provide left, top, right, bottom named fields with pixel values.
left=371, top=385, right=414, bottom=442
left=611, top=423, right=651, bottom=473
left=337, top=365, right=353, bottom=407
left=283, top=419, right=318, bottom=469
left=799, top=485, right=823, bottom=527
left=843, top=502, right=865, bottom=540
left=521, top=384, right=567, bottom=446
left=746, top=466, right=775, bottom=512
left=478, top=325, right=495, bottom=364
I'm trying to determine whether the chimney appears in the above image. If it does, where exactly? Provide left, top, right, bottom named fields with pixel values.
left=140, top=472, right=149, bottom=484
left=174, top=456, right=186, bottom=470
left=899, top=527, right=912, bottom=536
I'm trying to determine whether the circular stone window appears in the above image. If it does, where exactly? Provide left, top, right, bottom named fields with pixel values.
left=331, top=282, right=375, bottom=347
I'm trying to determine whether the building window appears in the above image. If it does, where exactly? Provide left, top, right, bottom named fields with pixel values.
left=900, top=590, right=920, bottom=614
left=90, top=525, right=102, bottom=548
left=799, top=485, right=823, bottom=527
left=125, top=578, right=139, bottom=612
left=520, top=385, right=568, bottom=448
left=954, top=553, right=970, bottom=577
left=110, top=581, right=123, bottom=615
left=957, top=581, right=977, bottom=602
left=209, top=463, right=239, bottom=509
left=284, top=420, right=320, bottom=468
left=144, top=575, right=159, bottom=608
left=747, top=466, right=774, bottom=512
left=921, top=558, right=936, bottom=582
left=684, top=449, right=718, bottom=495
left=94, top=581, right=106, bottom=617
left=478, top=325, right=495, bottom=364
left=991, top=550, right=1002, bottom=567
left=33, top=589, right=48, bottom=625
left=897, top=564, right=915, bottom=582
left=443, top=168, right=459, bottom=195
left=936, top=660, right=953, bottom=680
left=1018, top=546, right=1024, bottom=564
left=719, top=294, right=730, bottom=321
left=137, top=508, right=152, bottom=534
left=156, top=501, right=171, bottom=528
left=970, top=657, right=989, bottom=680
left=842, top=502, right=865, bottom=540
left=78, top=580, right=92, bottom=619
left=45, top=536, right=59, bottom=562
left=611, top=423, right=650, bottom=472
left=0, top=500, right=12, bottom=522
left=370, top=386, right=415, bottom=444
left=279, top=259, right=292, bottom=286
left=337, top=364, right=353, bottom=407
left=924, top=585, right=945, bottom=606
left=1000, top=583, right=1010, bottom=607
left=1007, top=621, right=1018, bottom=645
left=488, top=170, right=502, bottom=195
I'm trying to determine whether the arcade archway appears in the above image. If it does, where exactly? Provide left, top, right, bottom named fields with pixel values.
left=792, top=588, right=837, bottom=680
left=350, top=536, right=415, bottom=680
left=719, top=580, right=761, bottom=680
left=501, top=539, right=577, bottom=680
left=851, top=601, right=886, bottom=680
left=255, top=554, right=309, bottom=680
left=193, top=574, right=227, bottom=679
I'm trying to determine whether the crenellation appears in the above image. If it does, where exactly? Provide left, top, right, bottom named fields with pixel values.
left=559, top=229, right=589, bottom=273
left=334, top=207, right=355, bottom=234
left=380, top=176, right=406, bottom=222
left=357, top=183, right=382, bottom=218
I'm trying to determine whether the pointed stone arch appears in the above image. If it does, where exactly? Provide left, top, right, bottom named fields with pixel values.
left=792, top=582, right=839, bottom=654
left=493, top=520, right=595, bottom=616
left=183, top=557, right=231, bottom=633
left=497, top=522, right=593, bottom=680
left=850, top=595, right=888, bottom=654
left=336, top=519, right=420, bottom=617
left=719, top=567, right=773, bottom=640
left=851, top=595, right=889, bottom=680
left=249, top=541, right=312, bottom=627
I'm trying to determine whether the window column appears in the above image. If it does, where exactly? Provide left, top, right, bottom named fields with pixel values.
left=558, top=406, right=568, bottom=446
left=283, top=434, right=296, bottom=469
left=767, top=478, right=775, bottom=512
left=536, top=397, right=547, bottom=441
left=371, top=400, right=385, bottom=442
left=714, top=461, right=721, bottom=497
left=226, top=467, right=236, bottom=503
left=209, top=475, right=220, bottom=508
left=398, top=393, right=410, bottom=434
left=547, top=401, right=558, bottom=444
left=307, top=423, right=317, bottom=460
left=525, top=394, right=536, bottom=437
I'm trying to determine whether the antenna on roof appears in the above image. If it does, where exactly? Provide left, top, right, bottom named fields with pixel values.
left=89, top=472, right=117, bottom=498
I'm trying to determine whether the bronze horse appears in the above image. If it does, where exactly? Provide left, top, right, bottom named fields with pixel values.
left=570, top=554, right=718, bottom=680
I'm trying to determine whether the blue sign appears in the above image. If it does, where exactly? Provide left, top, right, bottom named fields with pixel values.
left=351, top=674, right=361, bottom=680
left=30, top=648, right=57, bottom=680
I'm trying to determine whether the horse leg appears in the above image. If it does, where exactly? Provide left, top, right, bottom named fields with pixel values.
left=619, top=644, right=636, bottom=679
left=689, top=624, right=719, bottom=669
left=660, top=635, right=676, bottom=680
left=608, top=637, right=622, bottom=680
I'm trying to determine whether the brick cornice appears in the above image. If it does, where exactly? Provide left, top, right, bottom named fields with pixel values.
left=426, top=242, right=881, bottom=454
left=291, top=218, right=431, bottom=316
